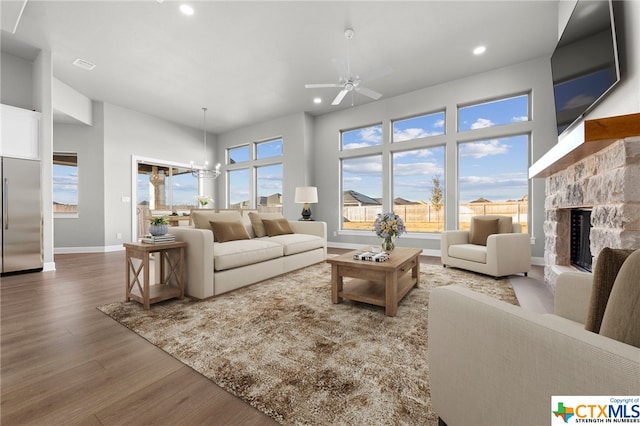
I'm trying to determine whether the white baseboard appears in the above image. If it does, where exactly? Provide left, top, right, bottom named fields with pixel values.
left=54, top=245, right=125, bottom=254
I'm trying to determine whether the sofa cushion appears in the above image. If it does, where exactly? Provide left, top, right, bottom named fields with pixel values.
left=469, top=217, right=499, bottom=246
left=213, top=240, right=283, bottom=271
left=585, top=247, right=634, bottom=333
left=265, top=233, right=325, bottom=256
left=248, top=212, right=286, bottom=237
left=209, top=220, right=251, bottom=243
left=599, top=249, right=640, bottom=348
left=192, top=210, right=241, bottom=230
left=263, top=218, right=294, bottom=237
left=448, top=244, right=487, bottom=264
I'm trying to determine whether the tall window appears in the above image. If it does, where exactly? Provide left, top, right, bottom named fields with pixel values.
left=457, top=94, right=530, bottom=232
left=226, top=137, right=283, bottom=212
left=392, top=146, right=445, bottom=232
left=256, top=164, right=283, bottom=212
left=341, top=154, right=382, bottom=230
left=53, top=153, right=78, bottom=216
left=458, top=135, right=529, bottom=232
left=228, top=168, right=251, bottom=209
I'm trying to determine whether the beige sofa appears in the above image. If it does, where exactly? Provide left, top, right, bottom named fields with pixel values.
left=441, top=215, right=530, bottom=278
left=428, top=249, right=640, bottom=426
left=170, top=210, right=327, bottom=299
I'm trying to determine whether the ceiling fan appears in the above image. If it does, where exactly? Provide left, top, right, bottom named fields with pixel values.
left=305, top=28, right=393, bottom=106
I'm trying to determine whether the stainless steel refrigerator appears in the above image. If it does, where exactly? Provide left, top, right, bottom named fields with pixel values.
left=1, top=157, right=43, bottom=275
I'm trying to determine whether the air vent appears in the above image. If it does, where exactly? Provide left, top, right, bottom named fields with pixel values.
left=72, top=58, right=96, bottom=71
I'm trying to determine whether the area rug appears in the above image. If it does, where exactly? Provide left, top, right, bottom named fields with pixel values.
left=98, top=261, right=517, bottom=425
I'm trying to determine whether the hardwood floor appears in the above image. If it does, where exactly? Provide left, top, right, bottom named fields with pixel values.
left=1, top=249, right=545, bottom=425
left=1, top=252, right=278, bottom=425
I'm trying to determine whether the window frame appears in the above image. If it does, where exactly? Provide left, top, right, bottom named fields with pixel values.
left=53, top=152, right=79, bottom=218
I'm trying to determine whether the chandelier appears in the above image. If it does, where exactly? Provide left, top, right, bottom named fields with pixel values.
left=191, top=107, right=220, bottom=179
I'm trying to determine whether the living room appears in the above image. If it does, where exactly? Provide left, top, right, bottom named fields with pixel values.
left=1, top=1, right=639, bottom=425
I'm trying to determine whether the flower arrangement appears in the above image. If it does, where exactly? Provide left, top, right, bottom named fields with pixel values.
left=374, top=212, right=405, bottom=251
left=195, top=195, right=213, bottom=207
left=374, top=212, right=406, bottom=239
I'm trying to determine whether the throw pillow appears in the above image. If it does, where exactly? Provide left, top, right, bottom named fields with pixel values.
left=248, top=212, right=285, bottom=237
left=599, top=249, right=640, bottom=348
left=263, top=218, right=294, bottom=237
left=192, top=210, right=241, bottom=230
left=469, top=217, right=499, bottom=246
left=209, top=220, right=251, bottom=243
left=585, top=247, right=634, bottom=333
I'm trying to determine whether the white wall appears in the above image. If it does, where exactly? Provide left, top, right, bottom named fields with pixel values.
left=311, top=57, right=558, bottom=258
left=102, top=103, right=213, bottom=247
left=0, top=51, right=33, bottom=109
left=53, top=102, right=105, bottom=249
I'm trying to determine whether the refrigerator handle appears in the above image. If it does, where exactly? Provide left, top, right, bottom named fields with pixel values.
left=3, top=178, right=7, bottom=230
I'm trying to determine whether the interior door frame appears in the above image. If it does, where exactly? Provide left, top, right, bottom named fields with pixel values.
left=130, top=155, right=195, bottom=241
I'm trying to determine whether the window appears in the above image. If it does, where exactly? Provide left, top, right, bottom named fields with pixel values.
left=392, top=111, right=445, bottom=142
left=256, top=164, right=283, bottom=212
left=256, top=138, right=283, bottom=160
left=392, top=146, right=445, bottom=232
left=228, top=168, right=251, bottom=209
left=458, top=134, right=529, bottom=232
left=53, top=153, right=78, bottom=216
left=341, top=155, right=382, bottom=230
left=228, top=145, right=250, bottom=164
left=341, top=124, right=382, bottom=150
left=458, top=94, right=529, bottom=132
left=226, top=137, right=283, bottom=212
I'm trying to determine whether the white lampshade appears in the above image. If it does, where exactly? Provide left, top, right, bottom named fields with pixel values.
left=295, top=186, right=318, bottom=204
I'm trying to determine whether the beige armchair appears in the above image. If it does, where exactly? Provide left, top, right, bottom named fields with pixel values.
left=440, top=215, right=530, bottom=278
left=428, top=248, right=640, bottom=426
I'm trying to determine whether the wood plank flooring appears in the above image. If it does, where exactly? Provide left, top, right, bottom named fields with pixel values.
left=1, top=252, right=278, bottom=425
left=1, top=249, right=544, bottom=425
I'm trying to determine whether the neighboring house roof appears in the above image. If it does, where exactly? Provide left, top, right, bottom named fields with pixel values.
left=343, top=190, right=381, bottom=206
left=469, top=197, right=492, bottom=203
left=393, top=197, right=419, bottom=205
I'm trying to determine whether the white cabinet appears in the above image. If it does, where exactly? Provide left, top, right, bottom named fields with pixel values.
left=0, top=104, right=41, bottom=160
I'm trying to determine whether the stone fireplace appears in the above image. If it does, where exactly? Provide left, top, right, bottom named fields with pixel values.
left=531, top=114, right=640, bottom=292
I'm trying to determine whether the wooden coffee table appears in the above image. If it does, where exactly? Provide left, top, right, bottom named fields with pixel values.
left=327, top=247, right=421, bottom=316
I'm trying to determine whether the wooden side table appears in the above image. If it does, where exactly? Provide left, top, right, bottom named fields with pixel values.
left=124, top=241, right=186, bottom=310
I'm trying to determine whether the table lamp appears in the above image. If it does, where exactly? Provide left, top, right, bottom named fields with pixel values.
left=295, top=186, right=318, bottom=221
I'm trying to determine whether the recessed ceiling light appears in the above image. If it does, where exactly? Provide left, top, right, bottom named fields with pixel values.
left=473, top=45, right=486, bottom=55
left=313, top=97, right=322, bottom=104
left=180, top=4, right=194, bottom=15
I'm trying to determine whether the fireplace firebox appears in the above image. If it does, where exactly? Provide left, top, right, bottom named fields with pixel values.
left=571, top=209, right=592, bottom=272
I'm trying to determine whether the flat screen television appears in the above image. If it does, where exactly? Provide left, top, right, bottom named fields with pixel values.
left=551, top=0, right=620, bottom=137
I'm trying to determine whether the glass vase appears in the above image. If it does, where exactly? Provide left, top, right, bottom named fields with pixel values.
left=381, top=236, right=395, bottom=252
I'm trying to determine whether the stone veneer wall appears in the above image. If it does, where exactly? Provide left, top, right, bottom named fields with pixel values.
left=544, top=137, right=640, bottom=291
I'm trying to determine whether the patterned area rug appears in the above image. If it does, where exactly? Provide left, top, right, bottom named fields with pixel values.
left=98, top=261, right=518, bottom=425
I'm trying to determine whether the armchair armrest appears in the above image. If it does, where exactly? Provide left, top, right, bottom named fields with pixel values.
left=485, top=232, right=530, bottom=276
left=554, top=271, right=593, bottom=324
left=428, top=286, right=640, bottom=426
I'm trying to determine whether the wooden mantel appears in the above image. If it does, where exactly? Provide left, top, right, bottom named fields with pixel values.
left=529, top=113, right=640, bottom=178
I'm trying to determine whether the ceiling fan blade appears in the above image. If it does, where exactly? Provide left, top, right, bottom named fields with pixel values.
left=332, top=89, right=349, bottom=105
left=356, top=85, right=382, bottom=100
left=331, top=58, right=349, bottom=79
left=305, top=83, right=342, bottom=88
left=359, top=65, right=393, bottom=83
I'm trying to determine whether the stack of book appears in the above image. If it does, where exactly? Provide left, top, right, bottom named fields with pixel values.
left=141, top=234, right=176, bottom=244
left=353, top=250, right=390, bottom=262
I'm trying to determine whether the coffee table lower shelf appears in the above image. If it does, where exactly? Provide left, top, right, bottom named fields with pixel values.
left=339, top=273, right=416, bottom=308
